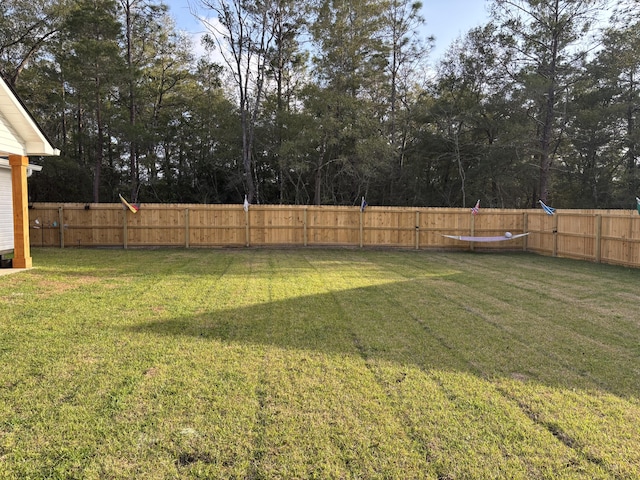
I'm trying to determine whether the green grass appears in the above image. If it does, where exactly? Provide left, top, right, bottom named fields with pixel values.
left=1, top=248, right=639, bottom=479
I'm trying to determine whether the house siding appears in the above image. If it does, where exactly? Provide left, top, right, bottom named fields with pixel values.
left=0, top=161, right=14, bottom=252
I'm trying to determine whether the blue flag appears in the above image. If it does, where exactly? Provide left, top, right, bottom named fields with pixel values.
left=636, top=197, right=640, bottom=215
left=539, top=200, right=555, bottom=215
left=360, top=197, right=367, bottom=212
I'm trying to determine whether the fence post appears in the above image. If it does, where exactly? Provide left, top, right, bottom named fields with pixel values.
left=627, top=214, right=633, bottom=264
left=245, top=207, right=250, bottom=247
left=552, top=212, right=558, bottom=257
left=595, top=214, right=602, bottom=263
left=58, top=206, right=65, bottom=248
left=470, top=213, right=475, bottom=252
left=123, top=209, right=128, bottom=249
left=415, top=210, right=420, bottom=250
left=185, top=208, right=190, bottom=248
left=522, top=212, right=528, bottom=252
left=359, top=208, right=364, bottom=248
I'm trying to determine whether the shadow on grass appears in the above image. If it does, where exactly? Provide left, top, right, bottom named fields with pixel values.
left=122, top=277, right=640, bottom=400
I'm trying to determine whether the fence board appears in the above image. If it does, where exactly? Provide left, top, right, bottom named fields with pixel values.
left=556, top=212, right=596, bottom=261
left=308, top=206, right=359, bottom=246
left=248, top=205, right=306, bottom=246
left=27, top=203, right=640, bottom=269
left=363, top=207, right=415, bottom=248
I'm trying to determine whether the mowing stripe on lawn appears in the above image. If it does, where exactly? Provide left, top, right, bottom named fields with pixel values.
left=299, top=253, right=602, bottom=478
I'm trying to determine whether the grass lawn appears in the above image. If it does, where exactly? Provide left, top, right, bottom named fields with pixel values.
left=1, top=248, right=639, bottom=479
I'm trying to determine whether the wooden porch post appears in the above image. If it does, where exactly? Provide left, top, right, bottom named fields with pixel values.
left=9, top=155, right=32, bottom=268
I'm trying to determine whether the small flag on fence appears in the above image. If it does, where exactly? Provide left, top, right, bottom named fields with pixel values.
left=636, top=197, right=640, bottom=215
left=119, top=194, right=139, bottom=213
left=360, top=197, right=367, bottom=212
left=471, top=199, right=480, bottom=215
left=539, top=200, right=555, bottom=215
left=243, top=195, right=250, bottom=212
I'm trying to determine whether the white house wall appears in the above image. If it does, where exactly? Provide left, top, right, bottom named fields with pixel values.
left=0, top=161, right=14, bottom=252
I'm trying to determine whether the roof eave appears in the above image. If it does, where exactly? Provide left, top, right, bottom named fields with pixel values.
left=25, top=141, right=60, bottom=157
left=0, top=75, right=59, bottom=158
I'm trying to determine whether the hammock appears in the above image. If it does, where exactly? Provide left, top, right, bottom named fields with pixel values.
left=443, top=232, right=530, bottom=242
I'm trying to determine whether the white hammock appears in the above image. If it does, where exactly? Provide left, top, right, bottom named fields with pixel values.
left=443, top=232, right=530, bottom=242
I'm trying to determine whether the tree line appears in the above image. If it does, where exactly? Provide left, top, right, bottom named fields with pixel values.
left=1, top=0, right=638, bottom=209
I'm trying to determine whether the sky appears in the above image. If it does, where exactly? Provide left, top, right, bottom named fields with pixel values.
left=164, top=0, right=492, bottom=63
left=422, top=0, right=491, bottom=58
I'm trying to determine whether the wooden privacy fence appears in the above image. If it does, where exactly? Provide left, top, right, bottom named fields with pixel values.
left=28, top=203, right=640, bottom=268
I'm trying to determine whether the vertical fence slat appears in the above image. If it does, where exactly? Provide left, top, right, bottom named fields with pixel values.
left=303, top=208, right=308, bottom=247
left=185, top=208, right=190, bottom=248
left=58, top=206, right=64, bottom=248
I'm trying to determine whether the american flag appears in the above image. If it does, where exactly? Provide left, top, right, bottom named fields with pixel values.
left=471, top=199, right=480, bottom=215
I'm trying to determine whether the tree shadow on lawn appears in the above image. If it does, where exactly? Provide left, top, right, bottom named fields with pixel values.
left=122, top=277, right=640, bottom=401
